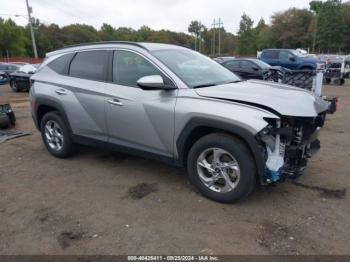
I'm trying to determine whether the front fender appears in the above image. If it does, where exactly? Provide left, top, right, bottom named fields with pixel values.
left=176, top=117, right=267, bottom=183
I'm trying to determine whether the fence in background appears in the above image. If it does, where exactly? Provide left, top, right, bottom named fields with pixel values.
left=0, top=57, right=44, bottom=64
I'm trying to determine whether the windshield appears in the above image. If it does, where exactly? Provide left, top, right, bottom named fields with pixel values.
left=254, top=59, right=271, bottom=69
left=152, top=49, right=240, bottom=88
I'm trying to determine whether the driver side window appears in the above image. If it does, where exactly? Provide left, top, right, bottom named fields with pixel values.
left=113, top=50, right=163, bottom=87
left=279, top=51, right=293, bottom=61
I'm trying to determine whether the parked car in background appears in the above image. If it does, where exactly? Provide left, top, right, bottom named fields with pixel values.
left=219, top=58, right=271, bottom=80
left=259, top=49, right=324, bottom=70
left=213, top=56, right=235, bottom=63
left=9, top=64, right=37, bottom=92
left=30, top=42, right=329, bottom=203
left=323, top=55, right=349, bottom=85
left=0, top=63, right=20, bottom=85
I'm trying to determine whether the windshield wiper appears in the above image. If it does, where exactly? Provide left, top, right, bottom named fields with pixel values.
left=192, top=83, right=218, bottom=89
left=224, top=80, right=242, bottom=84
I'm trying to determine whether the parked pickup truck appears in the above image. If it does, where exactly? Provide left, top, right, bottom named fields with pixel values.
left=259, top=49, right=324, bottom=70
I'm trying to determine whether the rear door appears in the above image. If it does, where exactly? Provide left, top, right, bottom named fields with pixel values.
left=239, top=60, right=261, bottom=79
left=46, top=50, right=110, bottom=141
left=104, top=49, right=177, bottom=158
left=223, top=60, right=241, bottom=75
left=261, top=50, right=278, bottom=66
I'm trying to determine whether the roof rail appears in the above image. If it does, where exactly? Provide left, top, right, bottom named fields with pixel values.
left=56, top=41, right=148, bottom=51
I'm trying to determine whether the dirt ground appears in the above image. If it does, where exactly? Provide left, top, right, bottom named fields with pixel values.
left=0, top=82, right=349, bottom=255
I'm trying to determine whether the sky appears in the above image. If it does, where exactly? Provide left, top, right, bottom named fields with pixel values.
left=1, top=0, right=312, bottom=33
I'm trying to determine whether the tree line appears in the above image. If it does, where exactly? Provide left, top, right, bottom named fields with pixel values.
left=1, top=0, right=349, bottom=58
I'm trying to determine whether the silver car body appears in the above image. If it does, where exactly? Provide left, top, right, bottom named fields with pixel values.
left=30, top=42, right=329, bottom=184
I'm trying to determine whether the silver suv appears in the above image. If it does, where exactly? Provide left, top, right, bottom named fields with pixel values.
left=30, top=42, right=329, bottom=203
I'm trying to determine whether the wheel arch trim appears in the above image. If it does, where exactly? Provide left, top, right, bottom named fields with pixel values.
left=33, top=96, right=72, bottom=134
left=176, top=117, right=265, bottom=182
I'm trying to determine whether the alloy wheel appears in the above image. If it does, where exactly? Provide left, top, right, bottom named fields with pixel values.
left=196, top=148, right=240, bottom=193
left=44, top=120, right=64, bottom=151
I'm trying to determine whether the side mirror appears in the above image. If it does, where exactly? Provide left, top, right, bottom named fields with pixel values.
left=137, top=75, right=176, bottom=90
left=289, top=56, right=296, bottom=62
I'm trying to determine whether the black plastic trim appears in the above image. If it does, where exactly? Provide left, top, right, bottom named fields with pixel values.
left=71, top=135, right=179, bottom=166
left=33, top=97, right=72, bottom=133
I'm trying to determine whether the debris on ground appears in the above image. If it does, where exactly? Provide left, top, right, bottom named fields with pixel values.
left=0, top=104, right=16, bottom=128
left=0, top=130, right=31, bottom=144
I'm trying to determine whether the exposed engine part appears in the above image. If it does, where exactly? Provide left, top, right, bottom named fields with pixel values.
left=264, top=120, right=285, bottom=183
left=259, top=113, right=326, bottom=184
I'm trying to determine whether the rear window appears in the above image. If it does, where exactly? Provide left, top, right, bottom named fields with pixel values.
left=69, top=50, right=109, bottom=81
left=48, top=53, right=75, bottom=75
left=262, top=50, right=278, bottom=59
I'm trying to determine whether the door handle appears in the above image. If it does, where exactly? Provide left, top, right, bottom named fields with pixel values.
left=55, top=89, right=67, bottom=95
left=107, top=98, right=123, bottom=106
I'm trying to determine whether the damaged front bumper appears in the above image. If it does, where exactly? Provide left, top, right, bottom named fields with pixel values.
left=257, top=113, right=325, bottom=184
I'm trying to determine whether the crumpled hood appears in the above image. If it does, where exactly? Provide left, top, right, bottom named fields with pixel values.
left=195, top=80, right=329, bottom=117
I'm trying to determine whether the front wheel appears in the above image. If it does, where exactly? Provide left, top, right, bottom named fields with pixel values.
left=187, top=133, right=256, bottom=203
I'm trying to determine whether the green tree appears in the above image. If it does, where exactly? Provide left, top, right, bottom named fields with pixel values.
left=60, top=24, right=100, bottom=45
left=137, top=26, right=153, bottom=41
left=99, top=23, right=117, bottom=41
left=310, top=0, right=347, bottom=52
left=0, top=18, right=29, bottom=57
left=237, top=13, right=255, bottom=55
left=269, top=8, right=314, bottom=49
left=188, top=20, right=205, bottom=51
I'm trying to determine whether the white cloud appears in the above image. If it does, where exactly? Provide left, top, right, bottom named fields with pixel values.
left=1, top=0, right=311, bottom=33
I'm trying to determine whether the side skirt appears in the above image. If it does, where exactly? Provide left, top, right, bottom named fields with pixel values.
left=71, top=135, right=182, bottom=167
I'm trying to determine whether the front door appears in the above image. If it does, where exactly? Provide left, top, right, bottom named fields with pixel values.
left=105, top=50, right=177, bottom=158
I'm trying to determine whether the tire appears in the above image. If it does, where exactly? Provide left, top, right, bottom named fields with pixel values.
left=187, top=133, right=256, bottom=203
left=9, top=80, right=19, bottom=92
left=0, top=114, right=10, bottom=129
left=325, top=78, right=331, bottom=85
left=40, top=111, right=75, bottom=158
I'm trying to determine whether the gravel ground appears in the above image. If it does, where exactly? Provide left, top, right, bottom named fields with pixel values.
left=0, top=83, right=349, bottom=255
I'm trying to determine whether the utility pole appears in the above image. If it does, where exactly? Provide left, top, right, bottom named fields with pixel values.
left=25, top=0, right=38, bottom=58
left=211, top=18, right=224, bottom=56
left=217, top=18, right=223, bottom=56
left=312, top=14, right=318, bottom=53
left=211, top=19, right=216, bottom=56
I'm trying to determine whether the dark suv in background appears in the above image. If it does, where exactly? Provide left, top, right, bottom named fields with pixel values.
left=259, top=49, right=323, bottom=70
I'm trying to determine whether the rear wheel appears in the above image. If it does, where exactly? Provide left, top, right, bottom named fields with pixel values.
left=40, top=111, right=75, bottom=158
left=187, top=133, right=256, bottom=203
left=10, top=80, right=19, bottom=92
